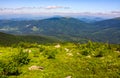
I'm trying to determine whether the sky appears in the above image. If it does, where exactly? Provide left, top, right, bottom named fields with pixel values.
left=0, top=0, right=120, bottom=17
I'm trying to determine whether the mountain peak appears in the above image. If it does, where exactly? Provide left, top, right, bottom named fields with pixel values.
left=45, top=16, right=83, bottom=22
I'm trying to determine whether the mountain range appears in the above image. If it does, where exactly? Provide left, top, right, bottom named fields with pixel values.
left=0, top=16, right=120, bottom=44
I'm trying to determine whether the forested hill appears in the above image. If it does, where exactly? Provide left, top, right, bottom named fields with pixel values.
left=89, top=17, right=120, bottom=43
left=0, top=17, right=120, bottom=44
left=0, top=32, right=59, bottom=46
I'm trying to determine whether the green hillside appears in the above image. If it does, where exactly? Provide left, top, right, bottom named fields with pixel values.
left=0, top=17, right=120, bottom=43
left=0, top=42, right=120, bottom=78
left=0, top=32, right=19, bottom=46
left=0, top=32, right=59, bottom=46
left=89, top=17, right=120, bottom=43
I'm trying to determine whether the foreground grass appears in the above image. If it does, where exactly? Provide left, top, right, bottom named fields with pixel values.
left=0, top=42, right=120, bottom=78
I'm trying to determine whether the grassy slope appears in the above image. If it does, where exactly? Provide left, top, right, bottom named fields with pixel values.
left=0, top=42, right=120, bottom=78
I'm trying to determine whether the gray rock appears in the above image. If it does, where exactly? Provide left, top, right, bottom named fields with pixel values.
left=29, top=65, right=44, bottom=71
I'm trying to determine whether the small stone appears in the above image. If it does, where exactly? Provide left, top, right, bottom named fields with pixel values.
left=86, top=55, right=91, bottom=58
left=65, top=48, right=69, bottom=52
left=67, top=53, right=73, bottom=56
left=54, top=44, right=61, bottom=48
left=114, top=51, right=120, bottom=53
left=24, top=49, right=32, bottom=53
left=29, top=65, right=44, bottom=71
left=65, top=76, right=72, bottom=78
left=77, top=52, right=80, bottom=55
left=100, top=57, right=105, bottom=60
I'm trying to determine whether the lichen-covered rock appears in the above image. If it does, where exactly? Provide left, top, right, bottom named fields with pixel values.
left=65, top=76, right=72, bottom=78
left=54, top=44, right=61, bottom=48
left=29, top=66, right=44, bottom=71
left=65, top=48, right=69, bottom=52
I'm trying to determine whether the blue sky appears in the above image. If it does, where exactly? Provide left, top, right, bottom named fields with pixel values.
left=0, top=0, right=120, bottom=17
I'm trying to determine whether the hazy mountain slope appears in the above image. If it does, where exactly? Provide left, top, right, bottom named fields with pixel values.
left=0, top=17, right=120, bottom=43
left=89, top=17, right=120, bottom=43
left=0, top=32, right=19, bottom=46
left=0, top=17, right=91, bottom=42
left=93, top=17, right=120, bottom=29
left=0, top=17, right=91, bottom=35
left=0, top=32, right=59, bottom=46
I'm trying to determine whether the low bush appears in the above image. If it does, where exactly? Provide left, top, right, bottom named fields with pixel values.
left=0, top=48, right=30, bottom=77
left=12, top=49, right=30, bottom=66
left=0, top=60, right=20, bottom=76
left=43, top=49, right=58, bottom=59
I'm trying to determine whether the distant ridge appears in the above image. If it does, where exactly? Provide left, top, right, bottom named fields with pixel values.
left=0, top=17, right=120, bottom=44
left=90, top=17, right=120, bottom=43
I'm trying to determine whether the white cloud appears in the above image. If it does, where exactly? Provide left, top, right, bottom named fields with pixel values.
left=45, top=6, right=70, bottom=9
left=111, top=11, right=120, bottom=14
left=45, top=6, right=62, bottom=9
left=0, top=7, right=120, bottom=18
left=0, top=6, right=70, bottom=11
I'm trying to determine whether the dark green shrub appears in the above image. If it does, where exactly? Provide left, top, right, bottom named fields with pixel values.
left=0, top=48, right=30, bottom=77
left=18, top=42, right=38, bottom=48
left=33, top=50, right=40, bottom=57
left=0, top=75, right=7, bottom=78
left=39, top=46, right=45, bottom=52
left=0, top=61, right=4, bottom=76
left=13, top=49, right=30, bottom=65
left=47, top=51, right=56, bottom=59
left=3, top=61, right=20, bottom=76
left=0, top=60, right=20, bottom=76
left=95, top=51, right=104, bottom=57
left=43, top=49, right=57, bottom=59
left=81, top=49, right=91, bottom=56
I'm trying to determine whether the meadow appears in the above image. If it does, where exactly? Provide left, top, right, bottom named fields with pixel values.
left=0, top=41, right=120, bottom=78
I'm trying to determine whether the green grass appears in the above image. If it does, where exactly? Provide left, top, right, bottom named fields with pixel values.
left=0, top=42, right=120, bottom=78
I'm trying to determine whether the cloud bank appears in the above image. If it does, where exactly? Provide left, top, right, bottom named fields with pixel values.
left=0, top=6, right=70, bottom=11
left=45, top=6, right=70, bottom=9
left=0, top=6, right=120, bottom=18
